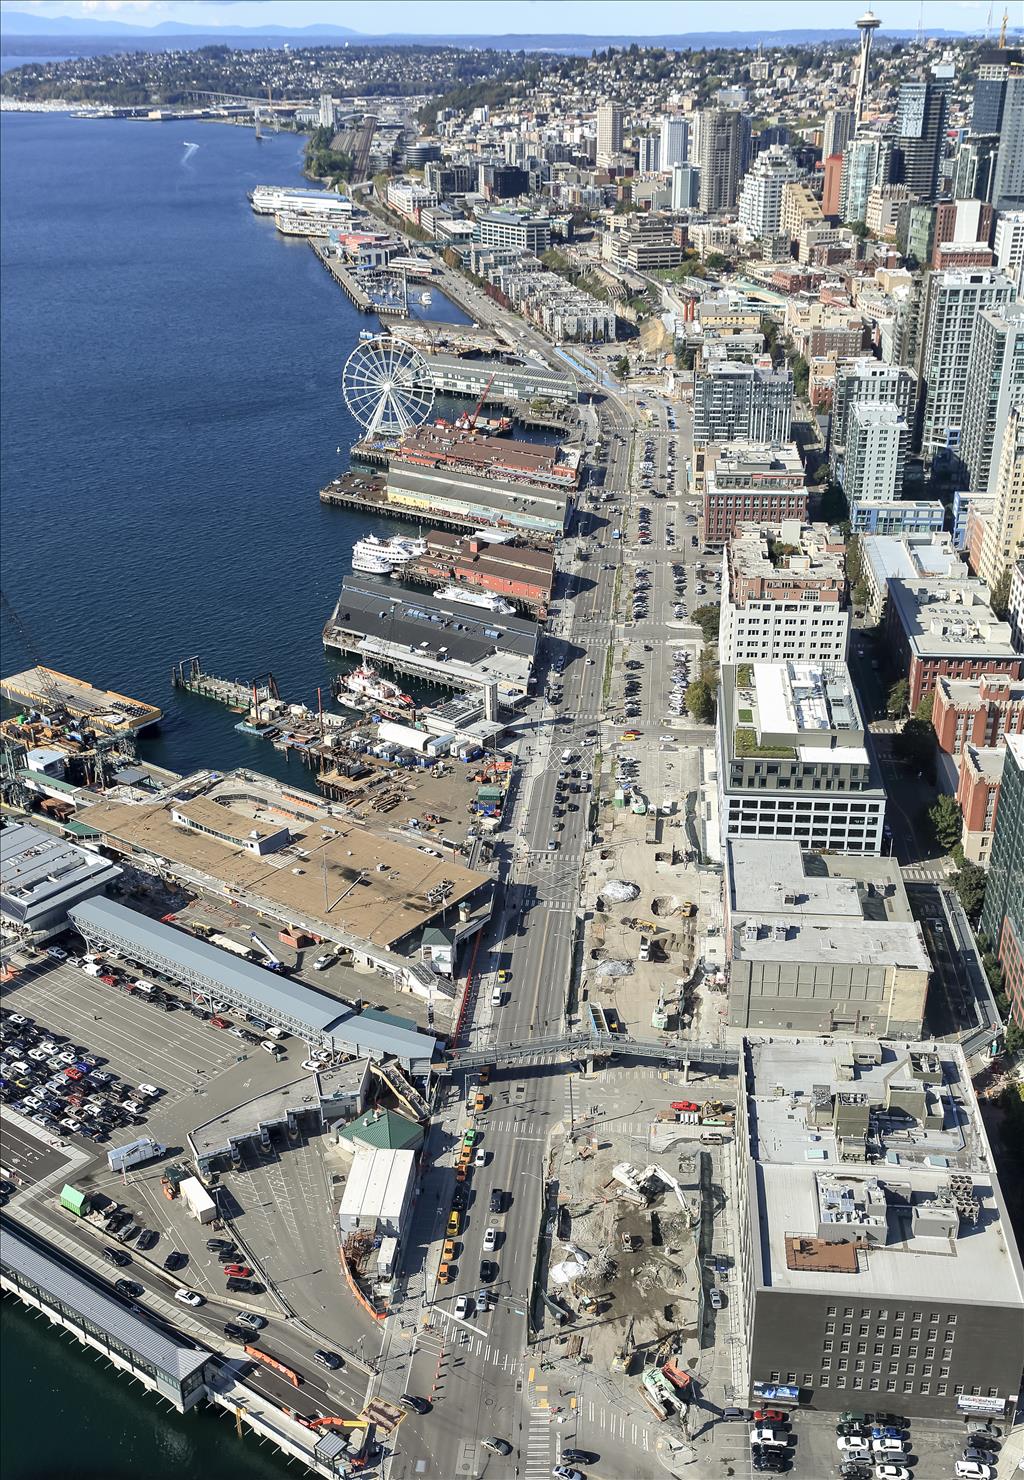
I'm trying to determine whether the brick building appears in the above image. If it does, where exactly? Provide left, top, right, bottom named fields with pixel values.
left=955, top=743, right=1005, bottom=865
left=697, top=442, right=808, bottom=546
left=932, top=672, right=1024, bottom=756
left=883, top=576, right=1022, bottom=709
left=415, top=531, right=554, bottom=613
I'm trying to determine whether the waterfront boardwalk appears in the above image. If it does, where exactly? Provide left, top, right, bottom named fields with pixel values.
left=310, top=240, right=373, bottom=311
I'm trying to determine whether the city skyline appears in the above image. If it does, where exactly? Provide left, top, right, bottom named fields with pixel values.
left=0, top=0, right=1004, bottom=36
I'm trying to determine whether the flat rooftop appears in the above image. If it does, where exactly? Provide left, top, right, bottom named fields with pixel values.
left=889, top=578, right=1018, bottom=659
left=935, top=672, right=1024, bottom=710
left=393, top=425, right=579, bottom=485
left=0, top=666, right=162, bottom=734
left=728, top=661, right=867, bottom=758
left=727, top=840, right=929, bottom=969
left=744, top=1037, right=1024, bottom=1305
left=704, top=442, right=805, bottom=486
left=386, top=463, right=569, bottom=529
left=76, top=772, right=489, bottom=953
left=860, top=534, right=958, bottom=587
left=421, top=531, right=555, bottom=593
left=0, top=822, right=121, bottom=924
left=727, top=521, right=846, bottom=598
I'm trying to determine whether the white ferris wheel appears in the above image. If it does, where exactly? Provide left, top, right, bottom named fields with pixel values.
left=341, top=335, right=435, bottom=439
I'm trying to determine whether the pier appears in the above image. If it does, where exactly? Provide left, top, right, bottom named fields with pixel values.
left=309, top=240, right=373, bottom=311
left=0, top=665, right=161, bottom=736
left=171, top=656, right=278, bottom=713
left=319, top=471, right=512, bottom=537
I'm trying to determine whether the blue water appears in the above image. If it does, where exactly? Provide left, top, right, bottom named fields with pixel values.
left=0, top=111, right=469, bottom=781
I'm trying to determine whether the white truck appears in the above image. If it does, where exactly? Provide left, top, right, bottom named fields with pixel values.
left=106, top=1137, right=166, bottom=1174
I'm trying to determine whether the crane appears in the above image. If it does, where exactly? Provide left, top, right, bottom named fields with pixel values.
left=0, top=590, right=68, bottom=717
left=999, top=7, right=1009, bottom=46
left=249, top=931, right=285, bottom=972
left=468, top=372, right=497, bottom=430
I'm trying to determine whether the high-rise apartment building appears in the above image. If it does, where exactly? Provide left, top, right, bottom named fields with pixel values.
left=718, top=521, right=849, bottom=665
left=994, top=210, right=1024, bottom=291
left=671, top=163, right=701, bottom=210
left=980, top=731, right=1024, bottom=1023
left=842, top=402, right=909, bottom=509
left=695, top=108, right=752, bottom=213
left=892, top=67, right=952, bottom=203
left=596, top=102, right=623, bottom=160
left=637, top=133, right=661, bottom=173
left=822, top=107, right=856, bottom=161
left=830, top=359, right=918, bottom=470
left=838, top=133, right=889, bottom=224
left=972, top=47, right=1024, bottom=134
left=918, top=268, right=1016, bottom=460
left=961, top=303, right=1024, bottom=496
left=978, top=408, right=1024, bottom=589
left=737, top=145, right=802, bottom=239
left=659, top=114, right=689, bottom=168
left=693, top=360, right=793, bottom=445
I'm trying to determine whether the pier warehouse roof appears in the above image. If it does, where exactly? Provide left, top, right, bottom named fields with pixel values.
left=76, top=770, right=490, bottom=955
left=68, top=898, right=438, bottom=1070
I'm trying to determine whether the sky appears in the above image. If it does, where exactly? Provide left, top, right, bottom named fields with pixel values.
left=0, top=0, right=998, bottom=35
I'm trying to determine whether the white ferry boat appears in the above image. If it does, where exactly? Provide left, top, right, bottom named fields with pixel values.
left=434, top=584, right=516, bottom=615
left=342, top=665, right=413, bottom=706
left=351, top=534, right=427, bottom=575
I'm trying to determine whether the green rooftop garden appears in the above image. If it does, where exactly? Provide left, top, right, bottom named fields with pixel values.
left=734, top=728, right=795, bottom=760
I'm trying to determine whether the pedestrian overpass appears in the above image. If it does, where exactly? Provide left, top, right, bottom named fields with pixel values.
left=436, top=1031, right=738, bottom=1076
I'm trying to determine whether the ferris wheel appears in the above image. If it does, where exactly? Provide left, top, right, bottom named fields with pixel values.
left=341, top=335, right=434, bottom=439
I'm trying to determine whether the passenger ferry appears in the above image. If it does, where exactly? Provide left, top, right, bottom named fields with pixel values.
left=351, top=534, right=427, bottom=575
left=434, top=584, right=516, bottom=615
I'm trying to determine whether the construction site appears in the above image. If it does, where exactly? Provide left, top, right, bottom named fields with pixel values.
left=537, top=1061, right=739, bottom=1403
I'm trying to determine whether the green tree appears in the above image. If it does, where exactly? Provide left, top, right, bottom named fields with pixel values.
left=990, top=564, right=1011, bottom=620
left=613, top=355, right=630, bottom=380
left=849, top=219, right=870, bottom=239
left=915, top=690, right=935, bottom=725
left=928, top=794, right=962, bottom=853
left=894, top=716, right=935, bottom=777
left=705, top=251, right=730, bottom=273
left=691, top=603, right=721, bottom=644
left=686, top=678, right=716, bottom=723
left=887, top=678, right=910, bottom=717
left=1004, top=1020, right=1024, bottom=1056
left=952, top=860, right=987, bottom=922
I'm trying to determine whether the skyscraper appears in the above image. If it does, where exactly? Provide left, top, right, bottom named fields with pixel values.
left=671, top=163, right=701, bottom=210
left=695, top=108, right=752, bottom=214
left=660, top=115, right=689, bottom=169
left=892, top=66, right=952, bottom=202
left=596, top=103, right=623, bottom=161
left=822, top=107, right=856, bottom=161
left=737, top=145, right=802, bottom=240
left=994, top=210, right=1024, bottom=292
left=977, top=407, right=1024, bottom=588
left=972, top=47, right=1024, bottom=135
left=918, top=268, right=1016, bottom=459
left=838, top=133, right=888, bottom=224
left=991, top=64, right=1024, bottom=210
left=842, top=402, right=909, bottom=509
left=979, top=732, right=1024, bottom=1025
left=853, top=10, right=881, bottom=125
left=830, top=359, right=918, bottom=472
left=638, top=134, right=661, bottom=173
left=961, top=303, right=1024, bottom=495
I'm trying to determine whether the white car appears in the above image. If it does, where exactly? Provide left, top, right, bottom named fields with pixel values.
left=837, top=1436, right=871, bottom=1451
left=871, top=1439, right=907, bottom=1454
left=474, top=1149, right=487, bottom=1167
left=174, top=1288, right=204, bottom=1307
left=483, top=1227, right=498, bottom=1252
left=454, top=1294, right=471, bottom=1318
left=954, top=1466, right=993, bottom=1480
left=137, top=1084, right=160, bottom=1098
left=873, top=1467, right=911, bottom=1480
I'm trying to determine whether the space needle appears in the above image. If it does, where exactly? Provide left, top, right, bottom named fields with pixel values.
left=854, top=9, right=882, bottom=126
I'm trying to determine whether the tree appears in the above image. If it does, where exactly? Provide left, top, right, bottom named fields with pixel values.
left=613, top=355, right=630, bottom=380
left=1005, top=1020, right=1024, bottom=1056
left=691, top=603, right=721, bottom=644
left=990, top=564, right=1011, bottom=620
left=893, top=716, right=935, bottom=778
left=686, top=678, right=716, bottom=723
left=887, top=678, right=910, bottom=717
left=928, top=794, right=962, bottom=853
left=952, top=860, right=987, bottom=922
left=915, top=690, right=935, bottom=725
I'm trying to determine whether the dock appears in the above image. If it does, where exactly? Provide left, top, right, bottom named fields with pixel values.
left=319, top=470, right=507, bottom=537
left=309, top=240, right=373, bottom=311
left=171, top=657, right=279, bottom=713
left=0, top=666, right=161, bottom=735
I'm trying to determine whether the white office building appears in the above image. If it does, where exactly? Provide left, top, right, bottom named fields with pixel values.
left=737, top=145, right=802, bottom=240
left=596, top=102, right=623, bottom=160
left=961, top=302, right=1024, bottom=496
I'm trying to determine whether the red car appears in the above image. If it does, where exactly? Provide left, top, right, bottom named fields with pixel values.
left=672, top=1100, right=699, bottom=1113
left=754, top=1408, right=788, bottom=1425
left=223, top=1263, right=252, bottom=1278
left=210, top=1016, right=230, bottom=1029
left=100, top=973, right=117, bottom=986
left=64, top=1067, right=84, bottom=1080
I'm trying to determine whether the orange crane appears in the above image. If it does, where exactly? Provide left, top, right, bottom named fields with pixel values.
left=468, top=373, right=497, bottom=430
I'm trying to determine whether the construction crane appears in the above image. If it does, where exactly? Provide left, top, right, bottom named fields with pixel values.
left=0, top=590, right=68, bottom=717
left=999, top=7, right=1009, bottom=46
left=249, top=931, right=285, bottom=972
left=469, top=372, right=497, bottom=430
